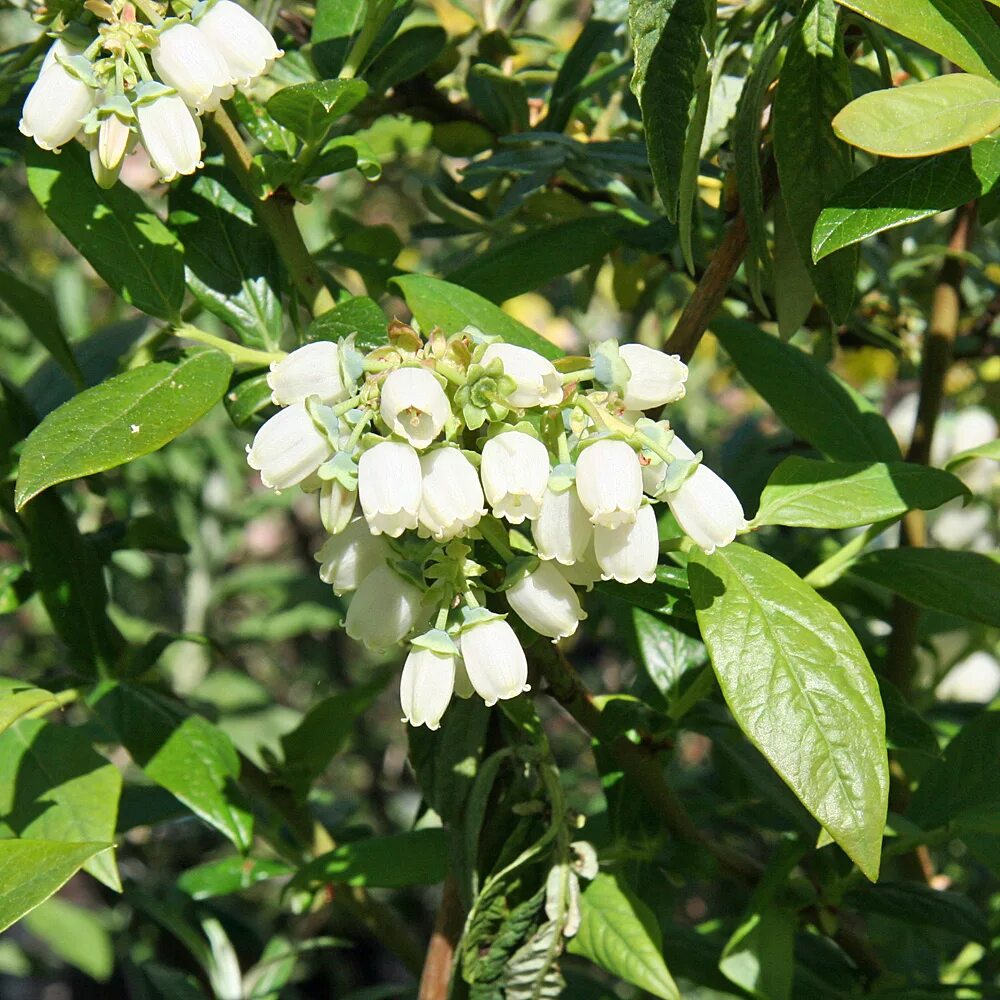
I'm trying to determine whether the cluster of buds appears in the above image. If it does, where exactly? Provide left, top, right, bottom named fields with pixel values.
left=246, top=327, right=747, bottom=730
left=19, top=0, right=281, bottom=186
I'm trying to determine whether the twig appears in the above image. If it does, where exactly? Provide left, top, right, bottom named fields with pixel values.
left=418, top=874, right=464, bottom=1000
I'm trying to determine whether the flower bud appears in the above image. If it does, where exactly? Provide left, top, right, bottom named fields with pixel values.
left=664, top=437, right=746, bottom=554
left=195, top=0, right=283, bottom=86
left=480, top=431, right=550, bottom=524
left=19, top=49, right=95, bottom=152
left=345, top=564, right=423, bottom=650
left=506, top=561, right=586, bottom=640
left=134, top=85, right=203, bottom=181
left=151, top=22, right=235, bottom=114
left=594, top=503, right=658, bottom=584
left=358, top=440, right=422, bottom=536
left=319, top=479, right=356, bottom=535
left=575, top=439, right=642, bottom=529
left=533, top=486, right=592, bottom=565
left=400, top=646, right=457, bottom=730
left=247, top=401, right=331, bottom=491
left=98, top=114, right=131, bottom=171
left=268, top=341, right=350, bottom=406
left=379, top=367, right=450, bottom=449
left=480, top=343, right=562, bottom=408
left=619, top=344, right=688, bottom=410
left=460, top=617, right=530, bottom=706
left=315, top=516, right=391, bottom=594
left=418, top=447, right=485, bottom=541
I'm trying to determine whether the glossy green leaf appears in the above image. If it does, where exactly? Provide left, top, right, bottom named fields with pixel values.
left=15, top=350, right=233, bottom=510
left=0, top=687, right=59, bottom=737
left=178, top=856, right=293, bottom=900
left=753, top=457, right=967, bottom=528
left=946, top=436, right=1000, bottom=469
left=0, top=720, right=122, bottom=890
left=567, top=872, right=680, bottom=1000
left=266, top=80, right=369, bottom=145
left=445, top=217, right=626, bottom=304
left=719, top=907, right=795, bottom=1000
left=833, top=75, right=1000, bottom=158
left=845, top=881, right=988, bottom=943
left=170, top=172, right=283, bottom=351
left=92, top=683, right=254, bottom=852
left=814, top=138, right=1000, bottom=260
left=223, top=372, right=273, bottom=429
left=24, top=896, right=114, bottom=981
left=305, top=295, right=388, bottom=352
left=773, top=0, right=857, bottom=321
left=25, top=144, right=185, bottom=321
left=712, top=317, right=901, bottom=463
left=392, top=274, right=562, bottom=358
left=291, top=829, right=448, bottom=890
left=835, top=0, right=1000, bottom=81
left=851, top=549, right=1000, bottom=627
left=689, top=545, right=888, bottom=880
left=632, top=608, right=706, bottom=700
left=311, top=0, right=366, bottom=76
left=628, top=0, right=707, bottom=220
left=0, top=840, right=112, bottom=933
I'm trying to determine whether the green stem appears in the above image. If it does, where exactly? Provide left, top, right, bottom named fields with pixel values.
left=344, top=409, right=372, bottom=450
left=25, top=688, right=79, bottom=720
left=131, top=0, right=165, bottom=27
left=175, top=325, right=285, bottom=367
left=339, top=0, right=394, bottom=79
left=125, top=41, right=154, bottom=81
left=802, top=519, right=897, bottom=589
left=435, top=360, right=467, bottom=386
left=574, top=394, right=634, bottom=438
left=560, top=367, right=595, bottom=385
left=332, top=393, right=364, bottom=417
left=209, top=108, right=337, bottom=318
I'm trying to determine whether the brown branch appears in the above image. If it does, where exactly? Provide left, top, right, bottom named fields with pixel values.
left=418, top=874, right=464, bottom=999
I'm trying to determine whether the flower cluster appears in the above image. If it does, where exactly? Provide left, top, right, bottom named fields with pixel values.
left=246, top=327, right=747, bottom=730
left=19, top=0, right=281, bottom=186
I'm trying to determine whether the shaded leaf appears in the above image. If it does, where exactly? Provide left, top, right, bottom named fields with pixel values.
left=267, top=80, right=369, bottom=145
left=24, top=896, right=114, bottom=981
left=304, top=295, right=388, bottom=352
left=178, top=857, right=293, bottom=900
left=846, top=881, right=988, bottom=944
left=719, top=906, right=795, bottom=1000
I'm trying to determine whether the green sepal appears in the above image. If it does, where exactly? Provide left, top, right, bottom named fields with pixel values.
left=317, top=450, right=359, bottom=490
left=548, top=462, right=576, bottom=493
left=304, top=395, right=343, bottom=447
left=657, top=453, right=702, bottom=496
left=338, top=334, right=366, bottom=384
left=458, top=606, right=505, bottom=630
left=410, top=629, right=459, bottom=656
left=499, top=555, right=540, bottom=591
left=591, top=340, right=632, bottom=396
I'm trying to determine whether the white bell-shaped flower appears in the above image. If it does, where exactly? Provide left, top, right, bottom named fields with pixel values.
left=379, top=368, right=450, bottom=449
left=19, top=45, right=95, bottom=152
left=575, top=439, right=642, bottom=529
left=556, top=543, right=603, bottom=591
left=268, top=341, right=350, bottom=406
left=506, top=561, right=586, bottom=640
left=665, top=437, right=746, bottom=554
left=594, top=503, right=658, bottom=584
left=619, top=344, right=688, bottom=410
left=315, top=516, right=391, bottom=595
left=460, top=617, right=530, bottom=707
left=400, top=646, right=457, bottom=730
left=481, top=343, right=562, bottom=408
left=345, top=564, right=423, bottom=650
left=533, top=486, right=592, bottom=565
left=480, top=432, right=550, bottom=524
left=151, top=22, right=235, bottom=114
left=418, top=448, right=485, bottom=541
left=246, top=401, right=331, bottom=491
left=195, top=0, right=283, bottom=86
left=358, top=440, right=421, bottom=536
left=134, top=85, right=203, bottom=181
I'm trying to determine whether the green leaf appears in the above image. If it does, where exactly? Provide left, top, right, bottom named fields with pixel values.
left=304, top=295, right=388, bottom=352
left=25, top=143, right=185, bottom=321
left=178, top=856, right=293, bottom=900
left=813, top=138, right=1000, bottom=260
left=835, top=0, right=1000, bottom=81
left=878, top=676, right=940, bottom=757
left=689, top=545, right=888, bottom=880
left=947, top=436, right=1000, bottom=469
left=24, top=896, right=114, bottom=981
left=628, top=0, right=708, bottom=220
left=0, top=840, right=112, bottom=933
left=365, top=25, right=446, bottom=93
left=391, top=274, right=562, bottom=358
left=773, top=0, right=857, bottom=321
left=0, top=720, right=122, bottom=890
left=851, top=549, right=1000, bottom=627
left=170, top=172, right=284, bottom=351
left=92, top=683, right=254, bottom=852
left=223, top=372, right=273, bottom=429
left=544, top=18, right=620, bottom=132
left=15, top=350, right=233, bottom=510
left=719, top=907, right=795, bottom=1000
left=833, top=75, right=1000, bottom=158
left=311, top=0, right=366, bottom=76
left=712, top=317, right=901, bottom=462
left=266, top=80, right=369, bottom=145
left=845, top=881, right=988, bottom=944
left=632, top=608, right=706, bottom=701
left=567, top=872, right=680, bottom=1000
left=753, top=457, right=968, bottom=528
left=445, top=217, right=627, bottom=303
left=291, top=829, right=448, bottom=890
left=773, top=192, right=816, bottom=340
left=0, top=687, right=59, bottom=737
left=0, top=269, right=83, bottom=388
left=467, top=64, right=529, bottom=134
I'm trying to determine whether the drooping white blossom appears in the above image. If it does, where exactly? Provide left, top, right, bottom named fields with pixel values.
left=575, top=439, right=643, bottom=529
left=533, top=485, right=592, bottom=566
left=195, top=0, right=283, bottom=86
left=594, top=503, right=658, bottom=584
left=319, top=479, right=356, bottom=535
left=246, top=401, right=331, bottom=491
left=400, top=646, right=457, bottom=729
left=134, top=84, right=203, bottom=181
left=460, top=617, right=530, bottom=707
left=315, top=516, right=391, bottom=594
left=555, top=543, right=604, bottom=591
left=481, top=343, right=563, bottom=408
left=151, top=21, right=235, bottom=113
left=268, top=341, right=350, bottom=406
left=418, top=448, right=485, bottom=541
left=619, top=344, right=688, bottom=410
left=379, top=367, right=451, bottom=449
left=344, top=564, right=423, bottom=650
left=358, top=440, right=422, bottom=536
left=480, top=431, right=550, bottom=523
left=19, top=46, right=95, bottom=151
left=506, top=561, right=586, bottom=640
